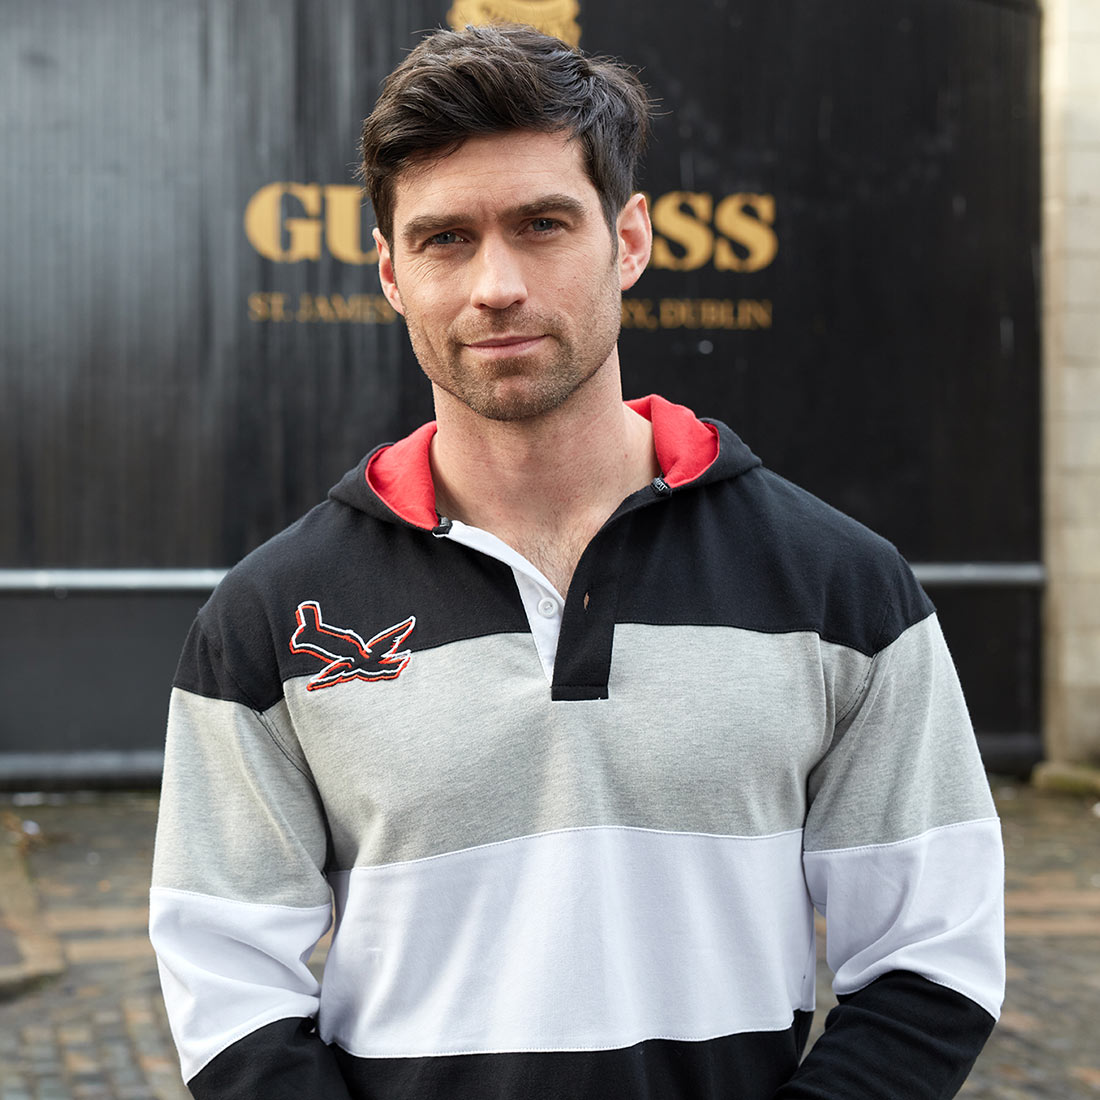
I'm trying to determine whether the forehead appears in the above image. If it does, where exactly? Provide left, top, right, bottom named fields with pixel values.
left=390, top=130, right=597, bottom=227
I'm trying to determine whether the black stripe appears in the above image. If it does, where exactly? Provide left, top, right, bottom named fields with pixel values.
left=614, top=467, right=933, bottom=656
left=332, top=1021, right=813, bottom=1100
left=779, top=972, right=996, bottom=1098
left=175, top=457, right=932, bottom=710
left=174, top=500, right=529, bottom=709
left=188, top=1017, right=351, bottom=1100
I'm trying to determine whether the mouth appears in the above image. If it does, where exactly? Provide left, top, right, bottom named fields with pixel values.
left=463, top=334, right=546, bottom=356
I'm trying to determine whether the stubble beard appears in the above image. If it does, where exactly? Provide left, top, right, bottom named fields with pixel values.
left=406, top=303, right=619, bottom=423
left=403, top=257, right=624, bottom=423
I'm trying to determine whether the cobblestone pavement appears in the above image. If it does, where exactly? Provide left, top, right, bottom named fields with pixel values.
left=0, top=793, right=184, bottom=1100
left=0, top=780, right=1098, bottom=1099
left=962, top=780, right=1100, bottom=1098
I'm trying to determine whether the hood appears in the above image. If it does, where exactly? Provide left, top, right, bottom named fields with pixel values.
left=328, top=393, right=762, bottom=529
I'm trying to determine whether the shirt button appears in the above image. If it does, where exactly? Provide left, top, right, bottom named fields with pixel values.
left=537, top=597, right=559, bottom=618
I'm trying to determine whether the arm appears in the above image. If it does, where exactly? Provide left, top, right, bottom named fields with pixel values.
left=150, top=616, right=353, bottom=1100
left=776, top=971, right=995, bottom=1099
left=780, top=603, right=1004, bottom=1099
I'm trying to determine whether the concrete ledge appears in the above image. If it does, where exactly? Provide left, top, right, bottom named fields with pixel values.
left=1032, top=760, right=1100, bottom=796
left=0, top=828, right=65, bottom=998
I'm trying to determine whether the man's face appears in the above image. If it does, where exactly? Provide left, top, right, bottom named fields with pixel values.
left=374, top=130, right=650, bottom=423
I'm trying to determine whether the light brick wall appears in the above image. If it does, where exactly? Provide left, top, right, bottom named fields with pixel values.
left=1043, top=0, right=1100, bottom=763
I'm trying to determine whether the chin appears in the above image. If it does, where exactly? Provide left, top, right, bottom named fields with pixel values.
left=462, top=386, right=576, bottom=423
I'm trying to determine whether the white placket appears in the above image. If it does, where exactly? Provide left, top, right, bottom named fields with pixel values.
left=439, top=519, right=565, bottom=681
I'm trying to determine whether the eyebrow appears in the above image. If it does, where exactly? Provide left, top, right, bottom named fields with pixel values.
left=400, top=194, right=589, bottom=247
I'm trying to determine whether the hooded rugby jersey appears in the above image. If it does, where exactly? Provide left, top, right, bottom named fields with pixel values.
left=150, top=395, right=1004, bottom=1100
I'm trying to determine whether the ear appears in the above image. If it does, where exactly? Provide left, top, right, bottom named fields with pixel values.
left=374, top=228, right=405, bottom=316
left=616, top=193, right=652, bottom=292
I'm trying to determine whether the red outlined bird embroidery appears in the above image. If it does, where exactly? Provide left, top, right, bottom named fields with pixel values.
left=289, top=601, right=415, bottom=690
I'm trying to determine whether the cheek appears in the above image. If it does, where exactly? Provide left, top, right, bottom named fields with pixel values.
left=403, top=273, right=462, bottom=321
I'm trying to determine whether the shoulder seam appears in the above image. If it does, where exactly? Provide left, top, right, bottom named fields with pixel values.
left=189, top=614, right=267, bottom=713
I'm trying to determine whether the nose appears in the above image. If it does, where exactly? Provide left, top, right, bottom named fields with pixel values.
left=468, top=236, right=528, bottom=311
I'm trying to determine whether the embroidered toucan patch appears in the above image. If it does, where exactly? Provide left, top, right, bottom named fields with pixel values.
left=289, top=601, right=415, bottom=690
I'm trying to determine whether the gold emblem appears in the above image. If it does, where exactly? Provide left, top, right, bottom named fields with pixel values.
left=446, top=0, right=581, bottom=47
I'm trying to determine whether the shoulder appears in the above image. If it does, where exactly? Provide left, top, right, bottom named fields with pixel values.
left=734, top=466, right=932, bottom=654
left=177, top=497, right=376, bottom=708
left=645, top=463, right=932, bottom=656
left=732, top=465, right=896, bottom=565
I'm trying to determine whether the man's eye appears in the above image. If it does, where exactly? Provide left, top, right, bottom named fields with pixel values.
left=426, top=230, right=462, bottom=246
left=530, top=218, right=560, bottom=233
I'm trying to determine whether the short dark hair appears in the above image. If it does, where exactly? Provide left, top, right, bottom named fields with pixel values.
left=360, top=23, right=653, bottom=244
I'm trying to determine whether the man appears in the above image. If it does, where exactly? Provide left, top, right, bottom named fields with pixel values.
left=150, top=23, right=1004, bottom=1100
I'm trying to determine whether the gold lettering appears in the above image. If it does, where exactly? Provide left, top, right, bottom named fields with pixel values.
left=324, top=186, right=379, bottom=265
left=297, top=292, right=320, bottom=322
left=371, top=295, right=398, bottom=322
left=650, top=192, right=714, bottom=272
left=621, top=298, right=659, bottom=330
left=247, top=292, right=291, bottom=321
left=258, top=291, right=768, bottom=329
left=699, top=299, right=734, bottom=328
left=251, top=292, right=399, bottom=324
left=446, top=0, right=581, bottom=46
left=244, top=184, right=780, bottom=272
left=243, top=183, right=323, bottom=262
left=327, top=293, right=361, bottom=321
left=650, top=298, right=774, bottom=330
left=658, top=299, right=691, bottom=328
left=739, top=298, right=773, bottom=328
left=713, top=194, right=778, bottom=273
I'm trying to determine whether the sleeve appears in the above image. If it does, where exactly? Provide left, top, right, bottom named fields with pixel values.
left=778, top=585, right=1005, bottom=1098
left=149, top=615, right=354, bottom=1100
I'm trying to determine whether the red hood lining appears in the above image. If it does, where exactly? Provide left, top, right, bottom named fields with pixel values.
left=625, top=394, right=720, bottom=488
left=364, top=421, right=440, bottom=530
left=366, top=395, right=720, bottom=530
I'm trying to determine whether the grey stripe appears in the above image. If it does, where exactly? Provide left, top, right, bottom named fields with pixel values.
left=155, top=620, right=993, bottom=893
left=152, top=690, right=332, bottom=906
left=805, top=614, right=996, bottom=850
left=280, top=620, right=987, bottom=868
left=277, top=624, right=843, bottom=868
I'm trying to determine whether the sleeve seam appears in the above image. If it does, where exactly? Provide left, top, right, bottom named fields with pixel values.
left=832, top=571, right=895, bottom=725
left=803, top=815, right=1002, bottom=857
left=186, top=1012, right=318, bottom=1083
left=151, top=884, right=332, bottom=913
left=833, top=649, right=877, bottom=727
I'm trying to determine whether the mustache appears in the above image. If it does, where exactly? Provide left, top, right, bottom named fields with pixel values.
left=453, top=309, right=559, bottom=344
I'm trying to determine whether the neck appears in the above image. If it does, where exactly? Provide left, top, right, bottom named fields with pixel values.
left=429, top=354, right=658, bottom=593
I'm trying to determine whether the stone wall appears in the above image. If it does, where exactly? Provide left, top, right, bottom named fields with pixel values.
left=1043, top=0, right=1100, bottom=764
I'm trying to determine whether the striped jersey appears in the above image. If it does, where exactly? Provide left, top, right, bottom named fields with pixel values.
left=150, top=394, right=1004, bottom=1099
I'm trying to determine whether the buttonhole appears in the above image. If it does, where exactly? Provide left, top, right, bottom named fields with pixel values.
left=583, top=591, right=591, bottom=610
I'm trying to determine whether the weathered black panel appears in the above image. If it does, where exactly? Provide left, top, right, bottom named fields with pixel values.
left=612, top=0, right=1041, bottom=564
left=0, top=592, right=206, bottom=753
left=933, top=586, right=1042, bottom=739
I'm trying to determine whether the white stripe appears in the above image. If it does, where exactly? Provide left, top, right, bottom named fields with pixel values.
left=149, top=887, right=333, bottom=1080
left=317, top=826, right=816, bottom=1057
left=803, top=818, right=1005, bottom=1018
